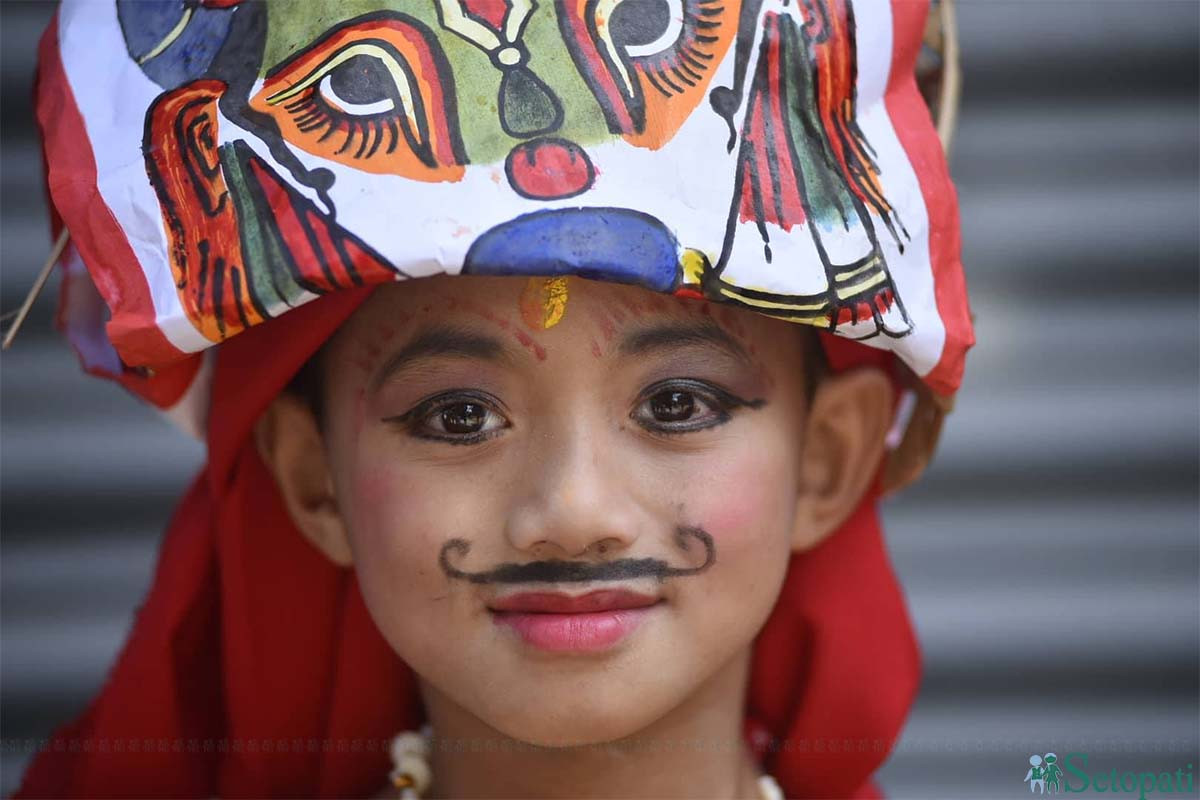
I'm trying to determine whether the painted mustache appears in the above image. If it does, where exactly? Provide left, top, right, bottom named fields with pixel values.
left=438, top=526, right=715, bottom=584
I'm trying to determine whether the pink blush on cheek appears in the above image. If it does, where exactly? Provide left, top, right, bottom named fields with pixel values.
left=346, top=464, right=432, bottom=564
left=348, top=450, right=413, bottom=523
left=695, top=496, right=767, bottom=546
left=352, top=387, right=366, bottom=437
left=684, top=459, right=785, bottom=547
left=348, top=452, right=431, bottom=533
left=353, top=469, right=393, bottom=512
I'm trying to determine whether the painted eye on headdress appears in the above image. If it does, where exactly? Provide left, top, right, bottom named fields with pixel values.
left=559, top=0, right=734, bottom=148
left=606, top=0, right=686, bottom=58
left=317, top=52, right=402, bottom=116
left=250, top=14, right=466, bottom=182
left=265, top=43, right=431, bottom=163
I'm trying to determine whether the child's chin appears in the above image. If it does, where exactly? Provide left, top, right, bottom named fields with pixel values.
left=493, top=720, right=647, bottom=750
left=484, top=693, right=673, bottom=750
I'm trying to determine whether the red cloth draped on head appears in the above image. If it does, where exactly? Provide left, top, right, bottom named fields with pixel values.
left=15, top=286, right=919, bottom=799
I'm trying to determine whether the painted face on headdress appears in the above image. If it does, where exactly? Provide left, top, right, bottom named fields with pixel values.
left=50, top=0, right=968, bottom=396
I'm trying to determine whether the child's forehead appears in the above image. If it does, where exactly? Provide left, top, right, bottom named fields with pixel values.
left=345, top=276, right=772, bottom=342
left=327, top=275, right=805, bottom=381
left=364, top=275, right=679, bottom=311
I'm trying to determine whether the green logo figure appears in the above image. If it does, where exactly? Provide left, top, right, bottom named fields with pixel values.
left=1043, top=753, right=1063, bottom=793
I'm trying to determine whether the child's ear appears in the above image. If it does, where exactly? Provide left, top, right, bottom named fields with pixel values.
left=254, top=394, right=354, bottom=567
left=791, top=368, right=893, bottom=552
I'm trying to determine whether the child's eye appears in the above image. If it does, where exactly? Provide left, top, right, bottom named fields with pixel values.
left=631, top=379, right=743, bottom=434
left=649, top=390, right=698, bottom=422
left=424, top=401, right=505, bottom=437
left=384, top=391, right=510, bottom=444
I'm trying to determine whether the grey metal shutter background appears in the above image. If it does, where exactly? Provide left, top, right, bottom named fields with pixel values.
left=2, top=1, right=1197, bottom=796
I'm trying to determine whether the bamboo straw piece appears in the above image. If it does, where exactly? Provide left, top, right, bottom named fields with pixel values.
left=937, top=0, right=962, bottom=157
left=2, top=228, right=69, bottom=350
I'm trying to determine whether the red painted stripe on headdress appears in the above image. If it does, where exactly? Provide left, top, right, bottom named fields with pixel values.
left=883, top=1, right=974, bottom=395
left=36, top=13, right=188, bottom=369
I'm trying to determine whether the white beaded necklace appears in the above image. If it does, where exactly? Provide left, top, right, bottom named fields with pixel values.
left=388, top=727, right=784, bottom=799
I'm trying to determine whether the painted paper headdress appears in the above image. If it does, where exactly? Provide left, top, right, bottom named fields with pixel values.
left=17, top=3, right=974, bottom=797
left=37, top=0, right=972, bottom=439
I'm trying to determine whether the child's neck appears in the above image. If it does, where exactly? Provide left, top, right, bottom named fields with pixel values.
left=418, top=647, right=763, bottom=799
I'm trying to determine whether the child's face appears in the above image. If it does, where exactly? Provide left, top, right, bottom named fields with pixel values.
left=286, top=276, right=827, bottom=746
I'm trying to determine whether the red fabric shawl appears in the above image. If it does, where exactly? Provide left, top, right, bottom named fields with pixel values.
left=15, top=288, right=919, bottom=798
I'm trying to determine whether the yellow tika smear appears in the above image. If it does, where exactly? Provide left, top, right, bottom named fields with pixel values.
left=519, top=277, right=570, bottom=330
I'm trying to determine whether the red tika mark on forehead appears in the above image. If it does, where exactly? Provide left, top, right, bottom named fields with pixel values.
left=451, top=295, right=540, bottom=358
left=718, top=307, right=746, bottom=339
left=588, top=309, right=616, bottom=341
left=514, top=328, right=547, bottom=361
left=460, top=0, right=507, bottom=30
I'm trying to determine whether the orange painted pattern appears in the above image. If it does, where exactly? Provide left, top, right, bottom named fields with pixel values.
left=145, top=80, right=264, bottom=343
left=624, top=1, right=741, bottom=150
left=251, top=17, right=465, bottom=181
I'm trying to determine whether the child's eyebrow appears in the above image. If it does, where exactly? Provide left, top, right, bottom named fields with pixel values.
left=369, top=324, right=511, bottom=391
left=617, top=320, right=752, bottom=364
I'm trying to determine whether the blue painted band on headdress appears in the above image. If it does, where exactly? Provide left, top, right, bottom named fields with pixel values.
left=463, top=208, right=681, bottom=292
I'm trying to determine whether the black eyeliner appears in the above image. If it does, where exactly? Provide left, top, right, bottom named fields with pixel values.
left=640, top=378, right=767, bottom=412
left=633, top=378, right=767, bottom=435
left=381, top=389, right=509, bottom=444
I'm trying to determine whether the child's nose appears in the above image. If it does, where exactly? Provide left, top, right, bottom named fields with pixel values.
left=503, top=432, right=647, bottom=559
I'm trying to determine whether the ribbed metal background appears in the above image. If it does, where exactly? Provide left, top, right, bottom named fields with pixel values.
left=2, top=1, right=1197, bottom=796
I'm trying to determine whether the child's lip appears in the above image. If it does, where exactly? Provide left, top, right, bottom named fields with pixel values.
left=488, top=589, right=660, bottom=613
left=488, top=590, right=663, bottom=653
